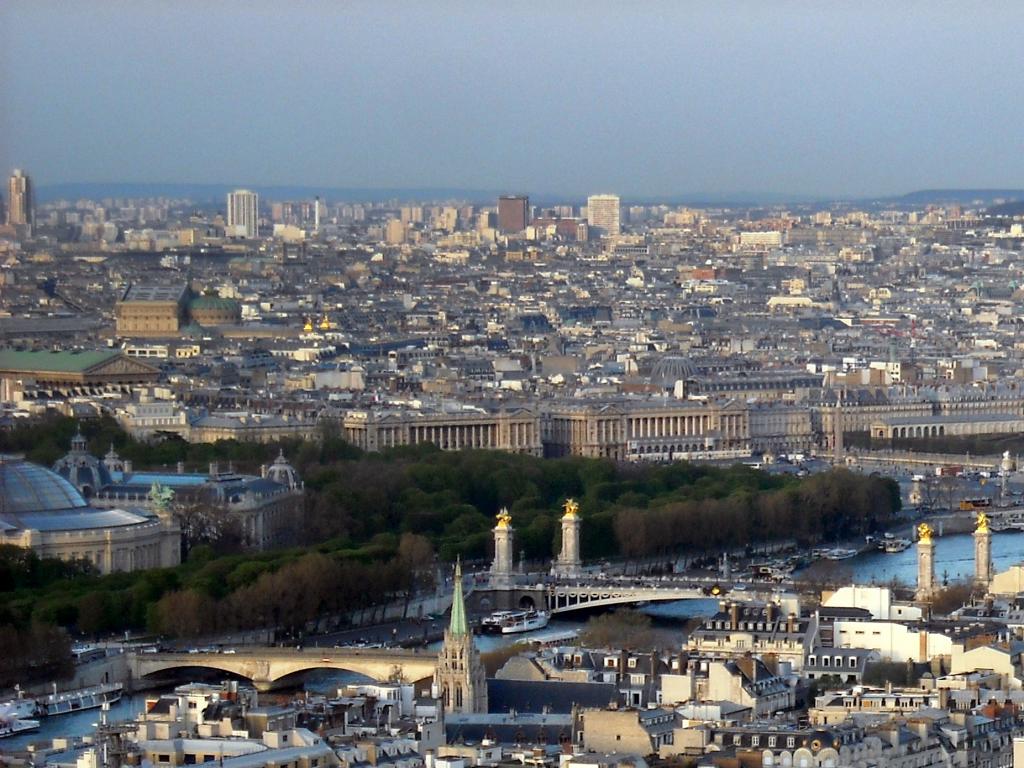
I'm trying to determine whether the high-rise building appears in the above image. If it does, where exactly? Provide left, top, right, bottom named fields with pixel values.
left=587, top=193, right=621, bottom=236
left=226, top=189, right=259, bottom=238
left=7, top=169, right=33, bottom=227
left=497, top=195, right=529, bottom=233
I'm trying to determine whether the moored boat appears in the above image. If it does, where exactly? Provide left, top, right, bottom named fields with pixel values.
left=481, top=609, right=550, bottom=635
left=0, top=712, right=39, bottom=741
left=33, top=683, right=123, bottom=717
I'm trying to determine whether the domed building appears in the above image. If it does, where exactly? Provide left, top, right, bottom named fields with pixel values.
left=51, top=431, right=112, bottom=498
left=54, top=437, right=304, bottom=552
left=648, top=355, right=698, bottom=391
left=1, top=456, right=180, bottom=573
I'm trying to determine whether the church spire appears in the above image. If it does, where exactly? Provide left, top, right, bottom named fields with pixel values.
left=449, top=557, right=468, bottom=636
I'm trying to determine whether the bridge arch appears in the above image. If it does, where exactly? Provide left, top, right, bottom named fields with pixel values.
left=132, top=651, right=437, bottom=692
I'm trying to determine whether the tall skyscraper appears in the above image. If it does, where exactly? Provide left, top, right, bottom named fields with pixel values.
left=587, top=193, right=621, bottom=236
left=497, top=195, right=529, bottom=233
left=7, top=169, right=33, bottom=227
left=226, top=189, right=259, bottom=238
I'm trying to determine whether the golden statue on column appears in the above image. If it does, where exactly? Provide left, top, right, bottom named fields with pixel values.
left=563, top=498, right=580, bottom=519
left=917, top=522, right=933, bottom=543
left=975, top=512, right=989, bottom=534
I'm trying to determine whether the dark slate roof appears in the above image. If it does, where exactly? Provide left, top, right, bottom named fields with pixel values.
left=487, top=679, right=619, bottom=714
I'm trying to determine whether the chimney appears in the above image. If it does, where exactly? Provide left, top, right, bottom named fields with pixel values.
left=176, top=461, right=184, bottom=474
left=123, top=459, right=132, bottom=475
left=766, top=601, right=777, bottom=624
left=737, top=656, right=755, bottom=682
left=787, top=613, right=797, bottom=634
left=730, top=602, right=741, bottom=630
left=938, top=687, right=950, bottom=710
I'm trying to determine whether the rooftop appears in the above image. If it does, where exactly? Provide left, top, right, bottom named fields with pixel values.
left=0, top=348, right=122, bottom=374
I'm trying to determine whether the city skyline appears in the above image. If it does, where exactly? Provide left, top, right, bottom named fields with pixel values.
left=4, top=2, right=1024, bottom=199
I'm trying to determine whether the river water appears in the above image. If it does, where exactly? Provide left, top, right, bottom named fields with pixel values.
left=807, top=530, right=1024, bottom=587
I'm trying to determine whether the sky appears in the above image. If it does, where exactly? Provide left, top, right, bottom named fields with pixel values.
left=2, top=1, right=1024, bottom=200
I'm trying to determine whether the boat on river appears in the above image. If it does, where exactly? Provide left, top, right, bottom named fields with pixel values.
left=0, top=683, right=123, bottom=720
left=0, top=705, right=39, bottom=739
left=824, top=548, right=859, bottom=560
left=481, top=609, right=550, bottom=635
left=878, top=534, right=912, bottom=553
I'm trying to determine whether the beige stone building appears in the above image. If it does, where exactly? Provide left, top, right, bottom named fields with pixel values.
left=748, top=403, right=815, bottom=454
left=115, top=284, right=189, bottom=337
left=342, top=407, right=541, bottom=455
left=542, top=399, right=750, bottom=461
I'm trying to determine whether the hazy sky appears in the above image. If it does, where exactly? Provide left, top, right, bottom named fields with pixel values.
left=2, top=1, right=1024, bottom=199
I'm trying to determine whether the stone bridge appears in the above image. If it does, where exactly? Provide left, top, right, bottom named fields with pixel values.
left=130, top=648, right=438, bottom=691
left=471, top=578, right=778, bottom=614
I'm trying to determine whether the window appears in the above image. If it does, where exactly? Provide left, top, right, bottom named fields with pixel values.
left=752, top=736, right=760, bottom=747
left=628, top=658, right=637, bottom=668
left=734, top=735, right=742, bottom=745
left=849, top=657, right=857, bottom=668
left=157, top=756, right=170, bottom=764
left=768, top=737, right=777, bottom=748
left=787, top=737, right=795, bottom=748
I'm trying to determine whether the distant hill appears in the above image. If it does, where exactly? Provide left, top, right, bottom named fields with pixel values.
left=34, top=182, right=1024, bottom=209
left=896, top=189, right=1024, bottom=205
left=35, top=182, right=512, bottom=205
left=984, top=200, right=1024, bottom=217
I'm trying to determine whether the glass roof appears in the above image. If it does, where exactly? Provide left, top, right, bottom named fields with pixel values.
left=0, top=460, right=88, bottom=514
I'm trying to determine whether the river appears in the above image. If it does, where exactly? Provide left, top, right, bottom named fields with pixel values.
left=803, top=530, right=1024, bottom=587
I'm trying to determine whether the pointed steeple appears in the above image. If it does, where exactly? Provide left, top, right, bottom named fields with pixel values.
left=449, top=557, right=468, bottom=636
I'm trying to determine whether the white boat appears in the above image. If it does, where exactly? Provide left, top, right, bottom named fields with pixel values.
left=878, top=534, right=912, bottom=553
left=34, top=683, right=123, bottom=717
left=0, top=705, right=40, bottom=739
left=824, top=548, right=858, bottom=560
left=481, top=609, right=550, bottom=635
left=882, top=538, right=911, bottom=553
left=986, top=508, right=1024, bottom=532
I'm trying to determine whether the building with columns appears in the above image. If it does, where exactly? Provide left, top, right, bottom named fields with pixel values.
left=434, top=560, right=488, bottom=714
left=341, top=407, right=541, bottom=455
left=542, top=399, right=749, bottom=461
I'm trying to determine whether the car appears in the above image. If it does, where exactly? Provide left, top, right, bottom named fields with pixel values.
left=222, top=648, right=237, bottom=654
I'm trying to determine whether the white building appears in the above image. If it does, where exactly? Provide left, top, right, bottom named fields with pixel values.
left=227, top=189, right=259, bottom=238
left=587, top=194, right=621, bottom=236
